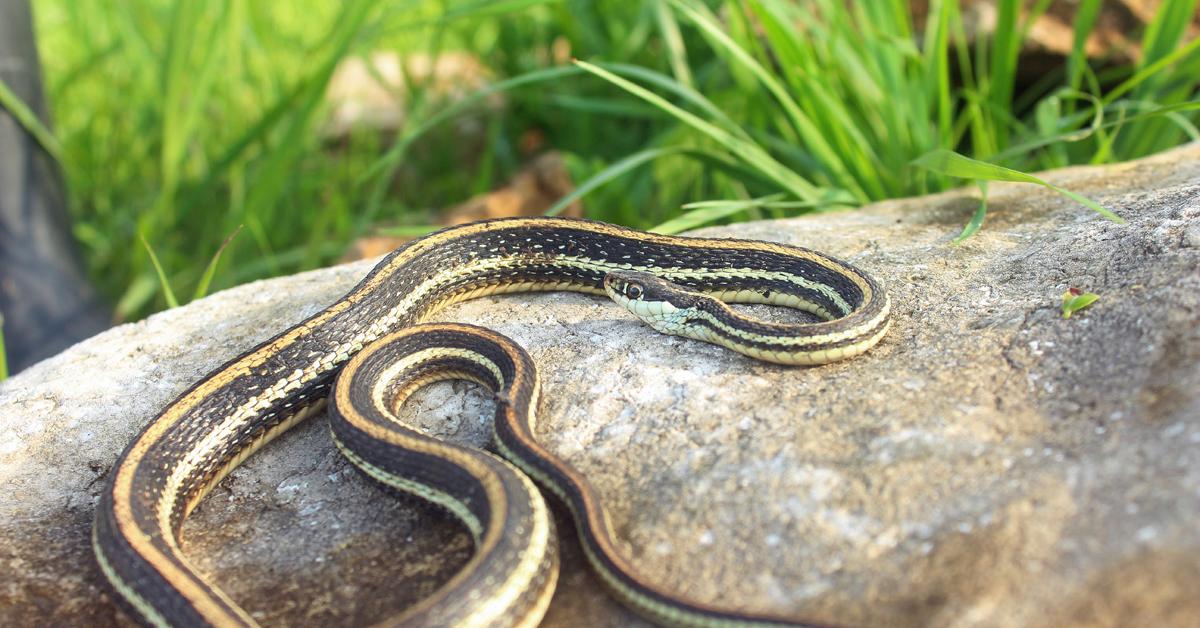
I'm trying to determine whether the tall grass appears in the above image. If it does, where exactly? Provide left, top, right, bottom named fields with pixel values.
left=0, top=315, right=8, bottom=381
left=34, top=0, right=690, bottom=319
left=563, top=0, right=1199, bottom=232
left=37, top=0, right=393, bottom=318
left=20, top=0, right=1200, bottom=320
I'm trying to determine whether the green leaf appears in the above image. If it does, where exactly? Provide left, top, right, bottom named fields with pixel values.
left=1061, top=290, right=1100, bottom=319
left=0, top=79, right=63, bottom=162
left=1067, top=0, right=1102, bottom=94
left=544, top=94, right=661, bottom=117
left=987, top=0, right=1021, bottom=130
left=0, top=313, right=8, bottom=382
left=364, top=65, right=582, bottom=183
left=652, top=204, right=759, bottom=235
left=653, top=193, right=786, bottom=234
left=545, top=146, right=685, bottom=217
left=192, top=225, right=244, bottom=302
left=668, top=0, right=862, bottom=199
left=243, top=0, right=375, bottom=222
left=952, top=181, right=989, bottom=245
left=115, top=276, right=160, bottom=323
left=912, top=150, right=1124, bottom=223
left=991, top=99, right=1200, bottom=163
left=652, top=191, right=852, bottom=234
left=375, top=225, right=442, bottom=238
left=654, top=0, right=693, bottom=88
left=922, top=0, right=954, bottom=144
left=158, top=0, right=224, bottom=220
left=573, top=59, right=823, bottom=202
left=601, top=63, right=748, bottom=138
left=1138, top=0, right=1199, bottom=95
left=438, top=0, right=563, bottom=21
left=1102, top=35, right=1200, bottom=106
left=140, top=233, right=180, bottom=309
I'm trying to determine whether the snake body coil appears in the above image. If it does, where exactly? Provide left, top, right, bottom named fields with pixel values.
left=94, top=217, right=890, bottom=627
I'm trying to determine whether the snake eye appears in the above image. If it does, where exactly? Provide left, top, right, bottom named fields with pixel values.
left=626, top=284, right=643, bottom=300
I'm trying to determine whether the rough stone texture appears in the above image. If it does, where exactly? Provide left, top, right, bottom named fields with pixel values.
left=2, top=144, right=1199, bottom=627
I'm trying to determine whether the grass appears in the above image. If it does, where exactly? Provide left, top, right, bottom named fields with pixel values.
left=1061, top=288, right=1101, bottom=319
left=13, top=0, right=1200, bottom=321
left=0, top=315, right=7, bottom=382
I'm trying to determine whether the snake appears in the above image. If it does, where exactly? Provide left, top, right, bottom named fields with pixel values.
left=93, top=216, right=890, bottom=627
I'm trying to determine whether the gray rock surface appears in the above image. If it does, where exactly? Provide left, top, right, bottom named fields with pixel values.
left=2, top=144, right=1199, bottom=627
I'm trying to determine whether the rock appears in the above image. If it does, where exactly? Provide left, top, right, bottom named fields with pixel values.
left=2, top=143, right=1199, bottom=627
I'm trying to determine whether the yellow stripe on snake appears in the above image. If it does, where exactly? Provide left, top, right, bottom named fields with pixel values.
left=93, top=217, right=890, bottom=627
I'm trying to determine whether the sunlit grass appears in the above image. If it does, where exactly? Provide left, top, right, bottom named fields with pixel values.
left=0, top=315, right=8, bottom=381
left=563, top=0, right=1197, bottom=230
left=19, top=0, right=1200, bottom=321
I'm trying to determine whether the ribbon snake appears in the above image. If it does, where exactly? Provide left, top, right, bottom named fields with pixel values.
left=93, top=217, right=890, bottom=627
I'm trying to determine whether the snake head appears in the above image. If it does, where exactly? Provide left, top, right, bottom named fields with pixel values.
left=603, top=271, right=704, bottom=335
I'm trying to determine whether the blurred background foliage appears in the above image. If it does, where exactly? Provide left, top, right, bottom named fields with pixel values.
left=24, top=0, right=1200, bottom=320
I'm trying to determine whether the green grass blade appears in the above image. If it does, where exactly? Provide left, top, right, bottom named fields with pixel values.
left=383, top=0, right=562, bottom=29
left=912, top=150, right=1124, bottom=223
left=243, top=0, right=375, bottom=222
left=156, top=0, right=210, bottom=224
left=140, top=233, right=180, bottom=309
left=991, top=99, right=1200, bottom=163
left=164, top=3, right=230, bottom=192
left=1162, top=108, right=1200, bottom=140
left=545, top=94, right=661, bottom=117
left=1067, top=0, right=1102, bottom=96
left=115, top=276, right=160, bottom=323
left=987, top=0, right=1020, bottom=143
left=1138, top=0, right=1199, bottom=92
left=952, top=181, right=989, bottom=245
left=1034, top=95, right=1069, bottom=166
left=375, top=225, right=442, bottom=238
left=0, top=79, right=63, bottom=162
left=177, top=78, right=305, bottom=215
left=438, top=0, right=563, bottom=21
left=653, top=193, right=785, bottom=234
left=191, top=225, right=243, bottom=301
left=228, top=240, right=347, bottom=284
left=545, top=146, right=684, bottom=216
left=654, top=0, right=693, bottom=88
left=573, top=60, right=822, bottom=202
left=669, top=0, right=859, bottom=198
left=1089, top=103, right=1126, bottom=164
left=364, top=65, right=581, bottom=182
left=1061, top=289, right=1100, bottom=319
left=652, top=189, right=848, bottom=234
left=1116, top=0, right=1199, bottom=157
left=747, top=0, right=882, bottom=198
left=651, top=203, right=762, bottom=234
left=600, top=63, right=748, bottom=138
left=1102, top=36, right=1200, bottom=106
left=680, top=193, right=787, bottom=210
left=0, top=313, right=8, bottom=381
left=922, top=0, right=954, bottom=146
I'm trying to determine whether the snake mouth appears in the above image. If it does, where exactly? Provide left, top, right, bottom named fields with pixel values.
left=600, top=273, right=618, bottom=290
left=600, top=272, right=627, bottom=291
left=601, top=272, right=635, bottom=304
